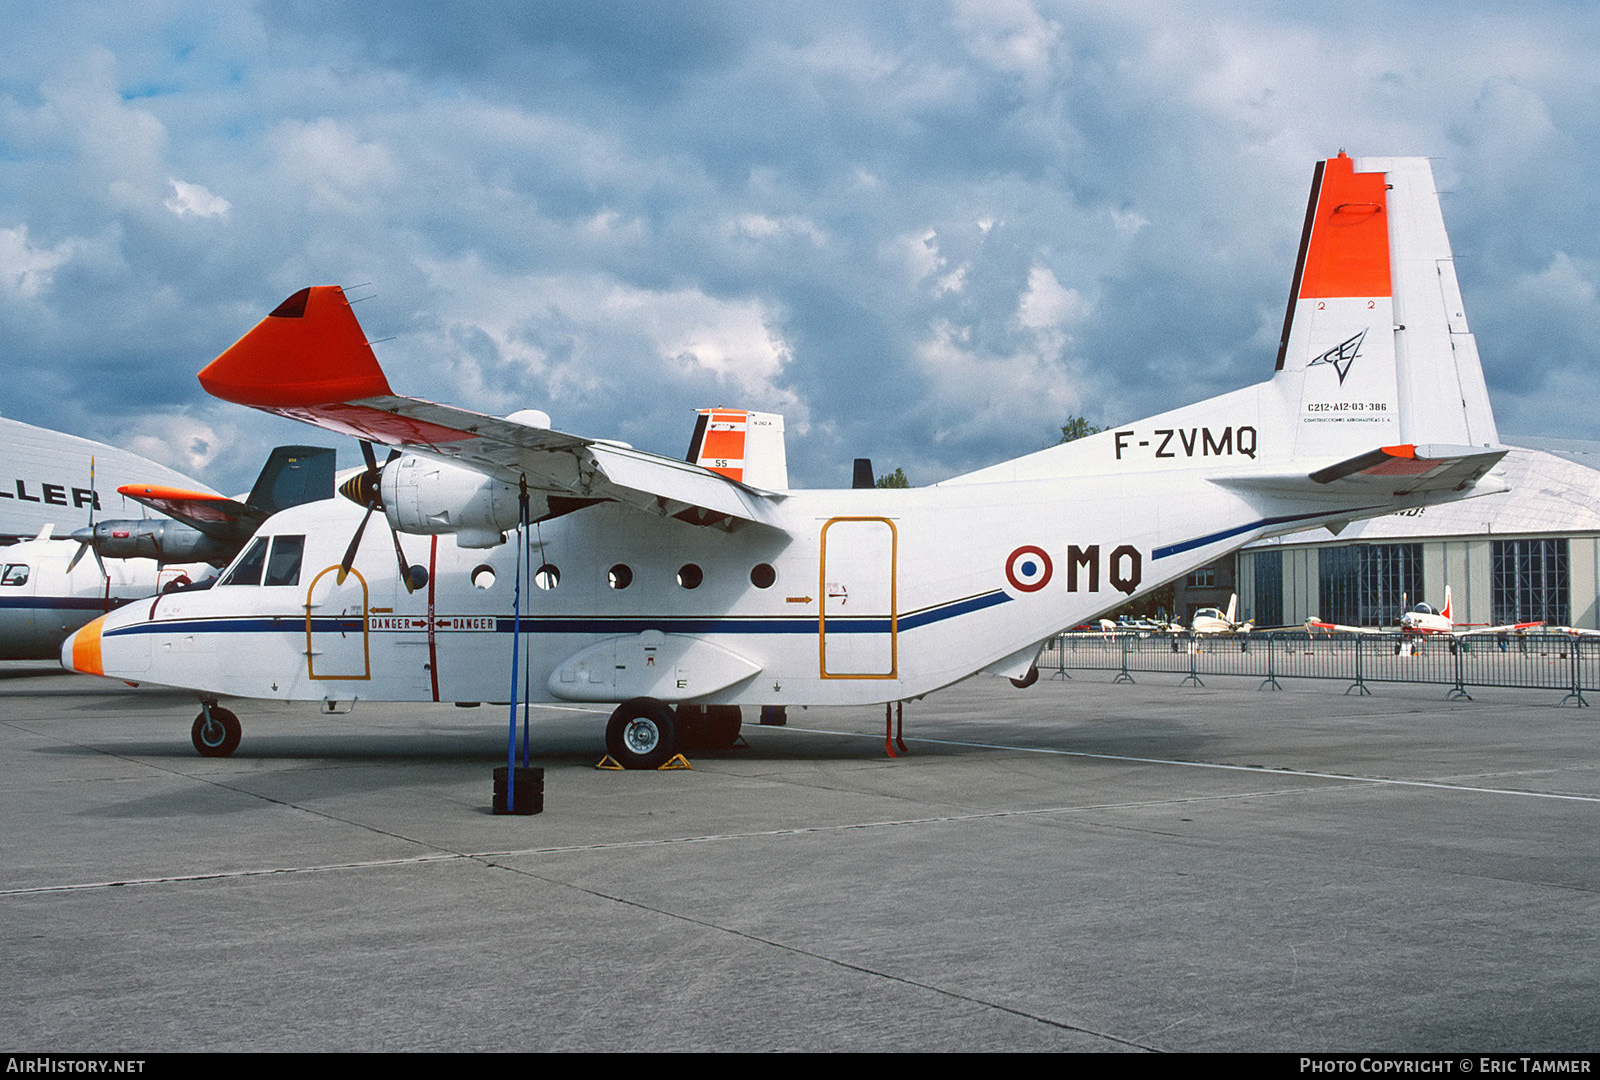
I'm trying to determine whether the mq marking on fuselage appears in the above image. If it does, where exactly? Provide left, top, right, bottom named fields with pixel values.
left=1007, top=543, right=1142, bottom=596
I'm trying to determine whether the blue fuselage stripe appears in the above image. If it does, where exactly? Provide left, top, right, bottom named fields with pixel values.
left=101, top=590, right=1013, bottom=641
left=1153, top=507, right=1381, bottom=560
left=0, top=596, right=126, bottom=612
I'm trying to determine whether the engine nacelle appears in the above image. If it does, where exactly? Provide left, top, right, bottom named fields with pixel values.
left=381, top=457, right=523, bottom=548
left=73, top=520, right=235, bottom=566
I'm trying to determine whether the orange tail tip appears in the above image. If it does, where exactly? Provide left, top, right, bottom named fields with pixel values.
left=1297, top=152, right=1392, bottom=301
left=66, top=614, right=107, bottom=677
left=198, top=286, right=393, bottom=409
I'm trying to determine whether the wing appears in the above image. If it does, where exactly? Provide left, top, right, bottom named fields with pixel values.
left=1456, top=621, right=1545, bottom=637
left=115, top=484, right=266, bottom=542
left=197, top=287, right=785, bottom=532
left=1305, top=619, right=1396, bottom=636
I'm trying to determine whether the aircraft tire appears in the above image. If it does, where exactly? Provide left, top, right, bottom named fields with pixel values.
left=191, top=707, right=241, bottom=758
left=679, top=705, right=740, bottom=751
left=1010, top=665, right=1039, bottom=689
left=606, top=698, right=680, bottom=769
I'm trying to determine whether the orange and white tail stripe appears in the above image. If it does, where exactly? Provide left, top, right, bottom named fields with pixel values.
left=693, top=409, right=750, bottom=482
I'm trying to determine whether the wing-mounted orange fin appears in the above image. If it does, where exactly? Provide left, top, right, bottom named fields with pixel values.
left=198, top=287, right=392, bottom=409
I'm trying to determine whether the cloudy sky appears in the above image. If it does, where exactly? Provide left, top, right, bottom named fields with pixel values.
left=2, top=0, right=1597, bottom=494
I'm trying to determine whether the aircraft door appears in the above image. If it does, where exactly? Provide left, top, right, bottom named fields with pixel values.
left=304, top=566, right=371, bottom=680
left=819, top=517, right=897, bottom=678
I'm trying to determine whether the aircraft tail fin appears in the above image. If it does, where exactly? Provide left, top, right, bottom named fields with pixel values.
left=246, top=446, right=338, bottom=516
left=1274, top=153, right=1499, bottom=459
left=1442, top=584, right=1453, bottom=624
left=684, top=409, right=789, bottom=492
left=1226, top=592, right=1238, bottom=625
left=942, top=155, right=1502, bottom=490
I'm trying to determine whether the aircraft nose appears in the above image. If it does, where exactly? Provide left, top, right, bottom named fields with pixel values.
left=62, top=615, right=107, bottom=676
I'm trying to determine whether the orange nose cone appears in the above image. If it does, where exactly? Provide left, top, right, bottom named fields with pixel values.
left=64, top=614, right=107, bottom=676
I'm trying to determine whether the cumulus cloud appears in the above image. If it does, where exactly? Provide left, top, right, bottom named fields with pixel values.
left=0, top=226, right=75, bottom=299
left=164, top=179, right=230, bottom=219
left=2, top=0, right=1600, bottom=494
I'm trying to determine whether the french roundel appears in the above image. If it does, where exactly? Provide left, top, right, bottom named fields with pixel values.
left=1005, top=546, right=1052, bottom=592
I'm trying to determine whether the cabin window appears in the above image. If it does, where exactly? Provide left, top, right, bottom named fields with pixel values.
left=534, top=564, right=560, bottom=590
left=677, top=563, right=703, bottom=589
left=219, top=537, right=268, bottom=587
left=1, top=564, right=28, bottom=586
left=471, top=565, right=496, bottom=589
left=750, top=563, right=776, bottom=589
left=608, top=564, right=632, bottom=590
left=264, top=536, right=305, bottom=586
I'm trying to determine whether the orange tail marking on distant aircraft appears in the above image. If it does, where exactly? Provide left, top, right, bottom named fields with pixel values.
left=694, top=409, right=749, bottom=482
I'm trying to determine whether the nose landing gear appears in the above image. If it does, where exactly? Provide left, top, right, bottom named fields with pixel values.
left=191, top=702, right=241, bottom=758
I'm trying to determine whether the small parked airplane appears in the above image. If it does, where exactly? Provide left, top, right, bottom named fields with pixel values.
left=1307, top=585, right=1544, bottom=640
left=1190, top=594, right=1251, bottom=636
left=63, top=155, right=1511, bottom=764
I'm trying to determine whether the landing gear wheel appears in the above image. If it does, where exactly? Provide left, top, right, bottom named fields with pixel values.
left=1010, top=664, right=1039, bottom=689
left=606, top=698, right=680, bottom=769
left=678, top=705, right=742, bottom=751
left=191, top=706, right=241, bottom=758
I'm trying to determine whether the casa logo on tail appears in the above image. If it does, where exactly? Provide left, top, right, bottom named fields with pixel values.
left=1308, top=328, right=1366, bottom=385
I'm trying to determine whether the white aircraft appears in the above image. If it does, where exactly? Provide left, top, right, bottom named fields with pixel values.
left=1308, top=585, right=1543, bottom=640
left=64, top=155, right=1510, bottom=764
left=0, top=526, right=200, bottom=660
left=0, top=421, right=335, bottom=660
left=1401, top=586, right=1458, bottom=635
left=1190, top=594, right=1251, bottom=636
left=0, top=416, right=214, bottom=543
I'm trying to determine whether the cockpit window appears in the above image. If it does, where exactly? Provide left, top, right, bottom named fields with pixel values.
left=1, top=564, right=28, bottom=587
left=218, top=537, right=268, bottom=587
left=264, top=536, right=305, bottom=586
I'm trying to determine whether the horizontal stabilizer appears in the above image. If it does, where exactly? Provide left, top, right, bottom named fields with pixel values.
left=1215, top=443, right=1508, bottom=499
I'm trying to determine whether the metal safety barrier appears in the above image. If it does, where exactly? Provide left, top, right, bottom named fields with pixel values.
left=1042, top=630, right=1594, bottom=705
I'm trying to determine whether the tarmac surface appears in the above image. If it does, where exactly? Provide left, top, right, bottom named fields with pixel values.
left=2, top=661, right=1597, bottom=1052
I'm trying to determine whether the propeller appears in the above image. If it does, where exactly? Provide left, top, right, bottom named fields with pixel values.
left=336, top=440, right=421, bottom=593
left=65, top=455, right=107, bottom=579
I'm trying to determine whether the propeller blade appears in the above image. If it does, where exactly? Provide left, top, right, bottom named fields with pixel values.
left=337, top=503, right=375, bottom=585
left=66, top=541, right=88, bottom=573
left=337, top=442, right=406, bottom=586
left=390, top=525, right=416, bottom=594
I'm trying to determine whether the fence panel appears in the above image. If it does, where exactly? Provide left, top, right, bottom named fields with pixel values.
left=1046, top=630, right=1595, bottom=701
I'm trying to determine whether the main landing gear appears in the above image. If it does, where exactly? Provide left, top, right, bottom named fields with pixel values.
left=603, top=700, right=745, bottom=769
left=191, top=702, right=241, bottom=758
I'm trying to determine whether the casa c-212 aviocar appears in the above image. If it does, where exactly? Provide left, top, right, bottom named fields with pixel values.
left=64, top=155, right=1508, bottom=767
